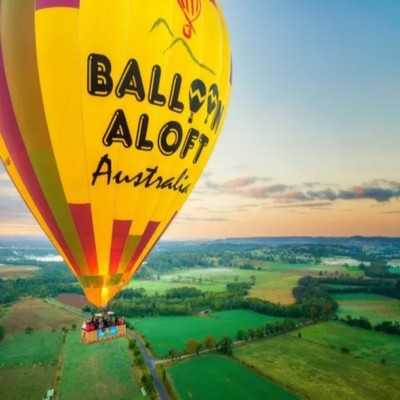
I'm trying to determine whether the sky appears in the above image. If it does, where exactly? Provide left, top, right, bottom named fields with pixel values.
left=1, top=0, right=400, bottom=239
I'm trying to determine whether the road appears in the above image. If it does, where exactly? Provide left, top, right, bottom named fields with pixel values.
left=46, top=298, right=168, bottom=400
left=127, top=330, right=168, bottom=400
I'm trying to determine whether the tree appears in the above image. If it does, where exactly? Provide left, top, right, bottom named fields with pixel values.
left=236, top=329, right=246, bottom=341
left=141, top=373, right=154, bottom=392
left=128, top=339, right=136, bottom=350
left=169, top=348, right=178, bottom=360
left=0, top=326, right=4, bottom=341
left=135, top=354, right=144, bottom=366
left=203, top=335, right=216, bottom=350
left=219, top=335, right=233, bottom=355
left=256, top=326, right=264, bottom=339
left=247, top=327, right=255, bottom=340
left=185, top=338, right=202, bottom=355
left=25, top=326, right=33, bottom=334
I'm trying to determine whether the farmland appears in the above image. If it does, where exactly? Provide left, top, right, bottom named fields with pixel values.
left=168, top=355, right=299, bottom=400
left=0, top=366, right=57, bottom=400
left=129, top=261, right=347, bottom=305
left=0, top=331, right=62, bottom=367
left=289, top=321, right=400, bottom=367
left=0, top=264, right=39, bottom=279
left=1, top=237, right=399, bottom=400
left=332, top=293, right=400, bottom=324
left=0, top=331, right=61, bottom=400
left=234, top=326, right=400, bottom=400
left=58, top=331, right=141, bottom=400
left=2, top=298, right=83, bottom=334
left=0, top=299, right=141, bottom=400
left=129, top=310, right=285, bottom=356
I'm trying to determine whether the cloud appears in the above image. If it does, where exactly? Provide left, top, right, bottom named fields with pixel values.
left=203, top=174, right=400, bottom=205
left=246, top=184, right=291, bottom=199
left=269, top=202, right=332, bottom=209
left=204, top=175, right=271, bottom=193
left=175, top=215, right=230, bottom=223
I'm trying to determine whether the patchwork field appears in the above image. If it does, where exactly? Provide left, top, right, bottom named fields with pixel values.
left=332, top=293, right=400, bottom=324
left=2, top=299, right=83, bottom=334
left=58, top=331, right=141, bottom=400
left=234, top=327, right=400, bottom=400
left=0, top=264, right=39, bottom=279
left=0, top=331, right=62, bottom=400
left=129, top=310, right=285, bottom=356
left=129, top=262, right=345, bottom=305
left=168, top=355, right=299, bottom=400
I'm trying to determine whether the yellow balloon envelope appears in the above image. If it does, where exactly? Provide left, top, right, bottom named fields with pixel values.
left=0, top=0, right=231, bottom=307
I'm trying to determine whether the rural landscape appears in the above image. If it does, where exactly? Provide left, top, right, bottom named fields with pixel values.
left=0, top=236, right=399, bottom=400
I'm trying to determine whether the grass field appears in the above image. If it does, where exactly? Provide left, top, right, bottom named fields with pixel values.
left=0, top=264, right=40, bottom=279
left=0, top=331, right=61, bottom=400
left=58, top=331, right=141, bottom=400
left=289, top=322, right=400, bottom=367
left=234, top=330, right=400, bottom=400
left=332, top=293, right=400, bottom=324
left=129, top=262, right=345, bottom=305
left=0, top=331, right=62, bottom=367
left=129, top=310, right=285, bottom=356
left=0, top=366, right=57, bottom=400
left=3, top=299, right=83, bottom=334
left=168, top=355, right=299, bottom=400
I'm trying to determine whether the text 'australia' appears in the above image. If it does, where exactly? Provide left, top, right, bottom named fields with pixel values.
left=92, top=154, right=191, bottom=194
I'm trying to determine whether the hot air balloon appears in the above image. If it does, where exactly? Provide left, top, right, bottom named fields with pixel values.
left=0, top=0, right=231, bottom=308
left=177, top=0, right=202, bottom=39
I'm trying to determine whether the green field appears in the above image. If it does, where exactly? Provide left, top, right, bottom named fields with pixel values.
left=290, top=322, right=400, bottom=367
left=58, top=331, right=141, bottom=400
left=333, top=293, right=400, bottom=324
left=0, top=331, right=62, bottom=367
left=168, top=355, right=299, bottom=400
left=0, top=331, right=61, bottom=400
left=130, top=262, right=344, bottom=305
left=129, top=310, right=285, bottom=356
left=0, top=366, right=57, bottom=400
left=235, top=327, right=400, bottom=400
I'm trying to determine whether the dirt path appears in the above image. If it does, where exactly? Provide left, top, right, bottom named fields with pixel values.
left=53, top=331, right=67, bottom=400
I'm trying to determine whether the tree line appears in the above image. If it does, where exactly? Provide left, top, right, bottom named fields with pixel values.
left=0, top=264, right=82, bottom=305
left=317, top=275, right=400, bottom=299
left=83, top=276, right=338, bottom=323
left=341, top=315, right=400, bottom=336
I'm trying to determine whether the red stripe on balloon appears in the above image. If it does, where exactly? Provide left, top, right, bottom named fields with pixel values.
left=69, top=203, right=98, bottom=275
left=109, top=219, right=132, bottom=275
left=35, top=0, right=80, bottom=10
left=0, top=38, right=81, bottom=276
left=126, top=221, right=160, bottom=274
left=140, top=212, right=178, bottom=266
